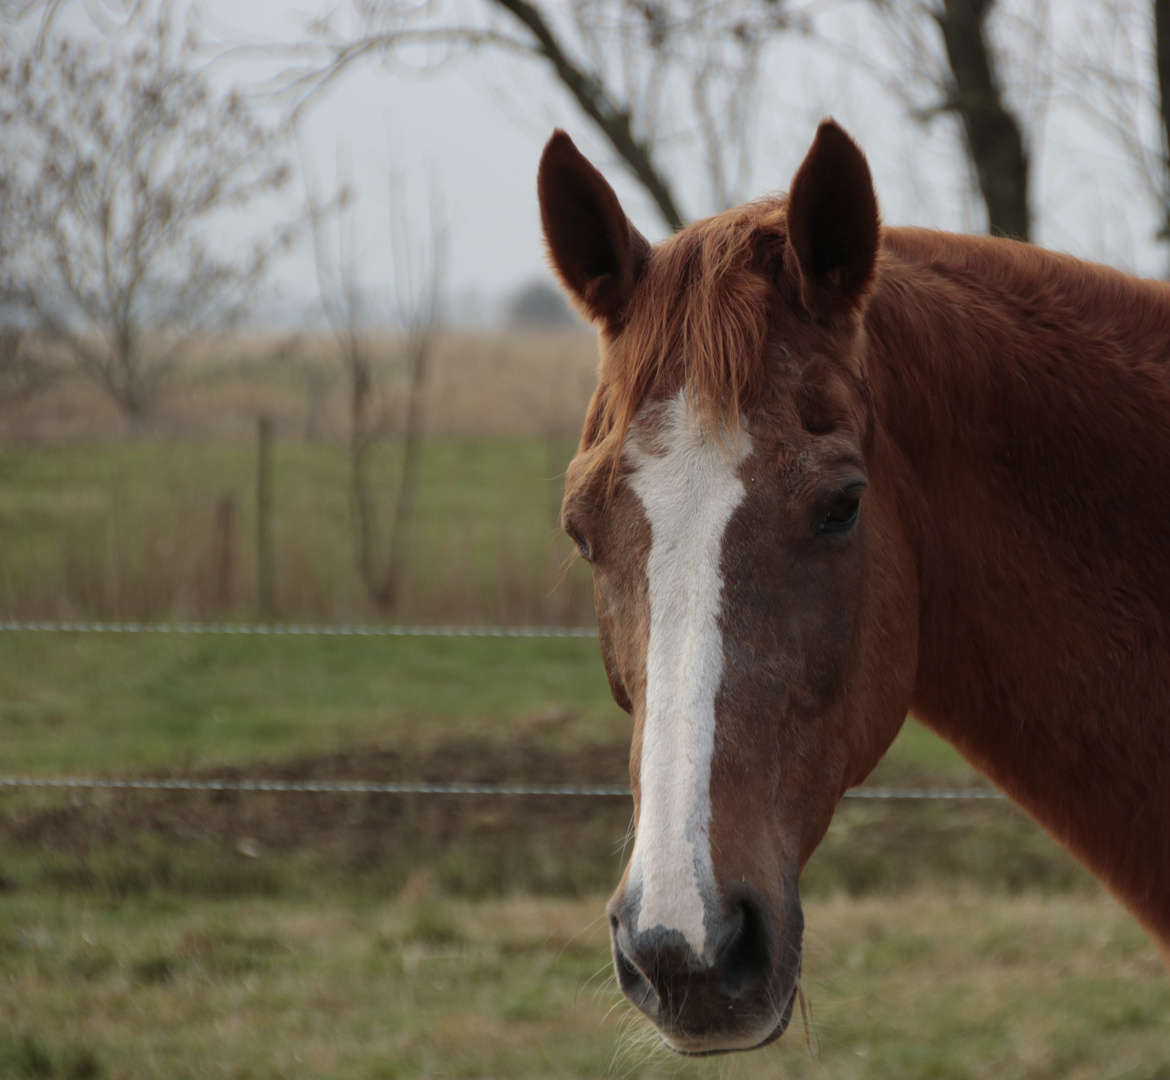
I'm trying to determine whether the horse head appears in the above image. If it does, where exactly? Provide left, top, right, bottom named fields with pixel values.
left=539, top=122, right=920, bottom=1054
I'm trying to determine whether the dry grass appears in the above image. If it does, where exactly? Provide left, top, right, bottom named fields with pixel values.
left=1, top=885, right=1165, bottom=1079
left=0, top=329, right=601, bottom=444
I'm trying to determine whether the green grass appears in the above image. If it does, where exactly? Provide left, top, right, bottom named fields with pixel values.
left=0, top=437, right=592, bottom=624
left=1, top=431, right=1114, bottom=1077
left=0, top=599, right=1005, bottom=907
left=0, top=632, right=630, bottom=774
left=0, top=625, right=970, bottom=778
left=0, top=887, right=1163, bottom=1079
left=3, top=621, right=1043, bottom=906
left=876, top=716, right=970, bottom=776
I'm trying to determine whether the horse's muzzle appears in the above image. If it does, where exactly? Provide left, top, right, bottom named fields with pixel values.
left=606, top=884, right=802, bottom=1054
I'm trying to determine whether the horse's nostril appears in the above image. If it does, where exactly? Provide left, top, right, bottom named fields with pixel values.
left=615, top=942, right=639, bottom=984
left=717, top=896, right=773, bottom=999
left=612, top=927, right=661, bottom=1015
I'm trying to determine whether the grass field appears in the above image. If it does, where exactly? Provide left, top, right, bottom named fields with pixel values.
left=0, top=329, right=602, bottom=625
left=0, top=621, right=1152, bottom=1077
left=1, top=329, right=602, bottom=445
left=0, top=336, right=1166, bottom=1077
left=0, top=436, right=593, bottom=624
left=1, top=887, right=1166, bottom=1080
left=0, top=633, right=626, bottom=774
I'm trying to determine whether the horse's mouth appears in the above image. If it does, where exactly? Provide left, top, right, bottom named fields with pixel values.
left=659, top=976, right=798, bottom=1057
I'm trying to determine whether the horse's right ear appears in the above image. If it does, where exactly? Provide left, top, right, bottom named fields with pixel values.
left=538, top=131, right=649, bottom=324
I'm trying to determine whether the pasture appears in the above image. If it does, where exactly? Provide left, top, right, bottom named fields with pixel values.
left=0, top=331, right=1167, bottom=1077
left=2, top=887, right=1167, bottom=1079
left=0, top=329, right=599, bottom=625
left=0, top=437, right=592, bottom=627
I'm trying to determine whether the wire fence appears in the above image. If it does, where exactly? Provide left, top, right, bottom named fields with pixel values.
left=0, top=776, right=1005, bottom=800
left=0, top=619, right=1005, bottom=804
left=0, top=620, right=597, bottom=639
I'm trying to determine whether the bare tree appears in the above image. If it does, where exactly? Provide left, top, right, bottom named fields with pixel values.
left=269, top=0, right=796, bottom=230
left=0, top=0, right=145, bottom=49
left=558, top=0, right=791, bottom=212
left=1054, top=1, right=1170, bottom=269
left=0, top=167, right=59, bottom=406
left=307, top=164, right=446, bottom=614
left=0, top=17, right=293, bottom=422
left=872, top=0, right=1037, bottom=241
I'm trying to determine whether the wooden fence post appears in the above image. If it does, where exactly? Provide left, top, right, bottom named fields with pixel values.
left=215, top=493, right=236, bottom=613
left=257, top=415, right=275, bottom=618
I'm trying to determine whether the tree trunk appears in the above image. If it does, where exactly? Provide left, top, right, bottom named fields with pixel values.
left=935, top=0, right=1031, bottom=241
left=1154, top=0, right=1170, bottom=245
left=348, top=343, right=379, bottom=598
left=377, top=331, right=430, bottom=615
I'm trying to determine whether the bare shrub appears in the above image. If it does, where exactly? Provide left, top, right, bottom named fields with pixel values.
left=0, top=16, right=294, bottom=423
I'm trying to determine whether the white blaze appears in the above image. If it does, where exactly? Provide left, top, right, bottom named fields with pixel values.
left=625, top=390, right=751, bottom=959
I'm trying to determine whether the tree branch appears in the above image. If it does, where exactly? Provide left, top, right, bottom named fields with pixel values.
left=486, top=0, right=685, bottom=229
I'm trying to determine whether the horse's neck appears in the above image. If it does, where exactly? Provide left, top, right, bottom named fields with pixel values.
left=868, top=229, right=1170, bottom=944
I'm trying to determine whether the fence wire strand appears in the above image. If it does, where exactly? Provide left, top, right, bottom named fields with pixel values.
left=0, top=776, right=1004, bottom=800
left=0, top=621, right=598, bottom=638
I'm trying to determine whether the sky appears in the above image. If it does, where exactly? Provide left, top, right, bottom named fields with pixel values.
left=37, top=0, right=1170, bottom=324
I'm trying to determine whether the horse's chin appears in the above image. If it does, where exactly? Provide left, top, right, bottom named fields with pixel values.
left=656, top=977, right=798, bottom=1058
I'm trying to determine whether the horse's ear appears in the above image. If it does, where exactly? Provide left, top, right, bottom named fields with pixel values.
left=538, top=130, right=649, bottom=324
left=785, top=120, right=880, bottom=316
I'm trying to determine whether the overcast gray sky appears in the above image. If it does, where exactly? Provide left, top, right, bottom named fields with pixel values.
left=47, top=0, right=1170, bottom=323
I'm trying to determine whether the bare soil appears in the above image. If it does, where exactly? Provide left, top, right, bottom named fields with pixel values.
left=0, top=718, right=634, bottom=897
left=1, top=726, right=629, bottom=856
left=0, top=722, right=1093, bottom=900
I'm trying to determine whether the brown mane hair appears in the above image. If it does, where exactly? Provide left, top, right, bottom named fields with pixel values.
left=576, top=199, right=789, bottom=486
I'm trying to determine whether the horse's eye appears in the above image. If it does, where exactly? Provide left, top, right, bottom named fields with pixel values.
left=570, top=533, right=592, bottom=560
left=817, top=494, right=860, bottom=536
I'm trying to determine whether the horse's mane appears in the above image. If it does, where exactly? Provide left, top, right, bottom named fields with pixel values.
left=577, top=199, right=787, bottom=487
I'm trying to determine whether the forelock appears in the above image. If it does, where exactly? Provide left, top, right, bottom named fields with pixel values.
left=575, top=198, right=788, bottom=490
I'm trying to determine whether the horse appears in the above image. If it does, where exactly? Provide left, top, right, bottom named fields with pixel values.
left=537, top=120, right=1170, bottom=1056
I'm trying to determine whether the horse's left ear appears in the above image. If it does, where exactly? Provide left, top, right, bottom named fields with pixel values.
left=785, top=120, right=880, bottom=316
left=538, top=130, right=649, bottom=325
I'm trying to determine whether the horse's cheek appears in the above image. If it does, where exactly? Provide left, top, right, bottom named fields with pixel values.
left=842, top=490, right=921, bottom=784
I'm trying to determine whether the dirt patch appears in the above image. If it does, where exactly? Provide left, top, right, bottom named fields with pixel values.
left=0, top=725, right=635, bottom=897
left=0, top=724, right=1093, bottom=900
